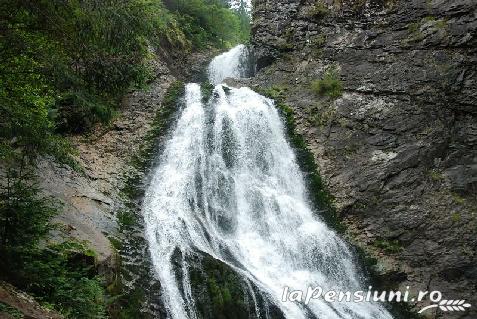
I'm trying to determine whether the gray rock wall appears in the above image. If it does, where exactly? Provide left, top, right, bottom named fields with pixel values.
left=251, top=0, right=476, bottom=317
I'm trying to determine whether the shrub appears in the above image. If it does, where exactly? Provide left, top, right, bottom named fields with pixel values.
left=311, top=68, right=343, bottom=99
left=308, top=2, right=329, bottom=18
left=374, top=239, right=403, bottom=254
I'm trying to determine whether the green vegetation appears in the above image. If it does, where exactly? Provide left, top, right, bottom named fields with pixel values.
left=0, top=226, right=107, bottom=318
left=259, top=86, right=344, bottom=232
left=201, top=81, right=216, bottom=102
left=451, top=192, right=465, bottom=205
left=451, top=212, right=462, bottom=222
left=164, top=0, right=251, bottom=48
left=315, top=34, right=327, bottom=47
left=408, top=22, right=420, bottom=34
left=1, top=0, right=249, bottom=137
left=374, top=239, right=403, bottom=254
left=1, top=0, right=249, bottom=316
left=189, top=253, right=249, bottom=319
left=108, top=81, right=186, bottom=319
left=0, top=105, right=105, bottom=317
left=312, top=104, right=336, bottom=128
left=429, top=169, right=444, bottom=181
left=307, top=2, right=329, bottom=18
left=0, top=303, right=23, bottom=319
left=405, top=16, right=447, bottom=44
left=311, top=68, right=343, bottom=99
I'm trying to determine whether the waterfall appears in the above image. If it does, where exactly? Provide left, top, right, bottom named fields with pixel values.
left=208, top=44, right=252, bottom=84
left=143, top=46, right=393, bottom=319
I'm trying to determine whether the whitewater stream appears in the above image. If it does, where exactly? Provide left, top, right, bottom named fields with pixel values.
left=142, top=45, right=393, bottom=319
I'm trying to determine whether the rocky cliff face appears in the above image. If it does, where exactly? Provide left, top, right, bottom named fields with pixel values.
left=251, top=0, right=476, bottom=317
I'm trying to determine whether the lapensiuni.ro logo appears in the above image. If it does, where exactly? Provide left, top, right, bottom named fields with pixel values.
left=281, top=286, right=472, bottom=314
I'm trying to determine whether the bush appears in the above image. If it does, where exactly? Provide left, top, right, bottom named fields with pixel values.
left=20, top=242, right=107, bottom=318
left=311, top=68, right=343, bottom=99
left=308, top=2, right=329, bottom=18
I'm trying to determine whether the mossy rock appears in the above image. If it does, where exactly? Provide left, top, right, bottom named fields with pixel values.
left=172, top=250, right=285, bottom=319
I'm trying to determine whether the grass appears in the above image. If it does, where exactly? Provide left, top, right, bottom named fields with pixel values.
left=374, top=239, right=403, bottom=254
left=311, top=68, right=343, bottom=99
left=429, top=169, right=444, bottom=181
left=312, top=105, right=336, bottom=128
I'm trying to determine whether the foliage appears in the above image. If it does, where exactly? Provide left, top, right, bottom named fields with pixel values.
left=109, top=81, right=186, bottom=319
left=0, top=0, right=249, bottom=141
left=189, top=254, right=249, bottom=319
left=20, top=242, right=106, bottom=318
left=164, top=0, right=250, bottom=48
left=311, top=68, right=343, bottom=99
left=0, top=159, right=106, bottom=318
left=1, top=230, right=107, bottom=318
left=0, top=179, right=56, bottom=251
left=0, top=1, right=250, bottom=316
left=0, top=303, right=23, bottom=319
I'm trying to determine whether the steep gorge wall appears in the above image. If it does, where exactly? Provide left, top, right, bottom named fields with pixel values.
left=251, top=0, right=476, bottom=317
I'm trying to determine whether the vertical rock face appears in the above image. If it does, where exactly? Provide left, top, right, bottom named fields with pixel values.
left=251, top=0, right=476, bottom=317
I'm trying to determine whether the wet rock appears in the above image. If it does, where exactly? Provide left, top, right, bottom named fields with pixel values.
left=176, top=251, right=285, bottom=319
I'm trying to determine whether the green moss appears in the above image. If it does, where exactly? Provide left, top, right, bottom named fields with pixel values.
left=315, top=34, right=326, bottom=47
left=308, top=2, right=329, bottom=18
left=405, top=16, right=447, bottom=45
left=258, top=86, right=344, bottom=233
left=435, top=19, right=448, bottom=29
left=124, top=81, right=185, bottom=196
left=451, top=192, right=465, bottom=205
left=112, top=288, right=148, bottom=319
left=117, top=210, right=137, bottom=230
left=423, top=16, right=436, bottom=22
left=189, top=254, right=250, bottom=319
left=108, top=237, right=122, bottom=251
left=451, top=212, right=462, bottom=222
left=428, top=169, right=444, bottom=181
left=311, top=68, right=343, bottom=99
left=408, top=22, right=420, bottom=34
left=110, top=81, right=185, bottom=319
left=373, top=239, right=403, bottom=254
left=201, top=81, right=215, bottom=102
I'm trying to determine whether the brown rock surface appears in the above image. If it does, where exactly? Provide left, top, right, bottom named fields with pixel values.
left=0, top=282, right=63, bottom=319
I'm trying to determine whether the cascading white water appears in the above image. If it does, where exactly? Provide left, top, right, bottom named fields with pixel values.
left=143, top=46, right=393, bottom=319
left=208, top=44, right=251, bottom=84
